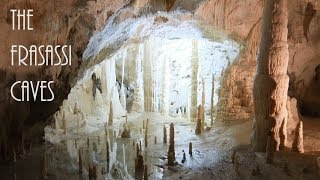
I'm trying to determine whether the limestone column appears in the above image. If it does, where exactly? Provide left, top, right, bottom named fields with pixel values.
left=252, top=0, right=289, bottom=152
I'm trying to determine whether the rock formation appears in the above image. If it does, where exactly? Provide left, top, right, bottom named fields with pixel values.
left=252, top=0, right=290, bottom=152
left=291, top=121, right=304, bottom=153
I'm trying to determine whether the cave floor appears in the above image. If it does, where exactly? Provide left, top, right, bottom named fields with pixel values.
left=1, top=114, right=320, bottom=180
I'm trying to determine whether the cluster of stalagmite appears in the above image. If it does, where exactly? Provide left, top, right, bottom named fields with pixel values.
left=252, top=0, right=290, bottom=152
left=168, top=123, right=175, bottom=166
left=291, top=121, right=304, bottom=153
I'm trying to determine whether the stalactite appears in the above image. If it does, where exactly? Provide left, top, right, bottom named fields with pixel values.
left=108, top=102, right=113, bottom=126
left=211, top=74, right=215, bottom=126
left=154, top=136, right=157, bottom=144
left=191, top=40, right=199, bottom=122
left=291, top=121, right=304, bottom=153
left=145, top=129, right=148, bottom=148
left=163, top=125, right=167, bottom=144
left=252, top=0, right=289, bottom=152
left=189, top=142, right=192, bottom=156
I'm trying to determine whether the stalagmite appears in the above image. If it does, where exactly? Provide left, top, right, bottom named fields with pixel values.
left=202, top=78, right=205, bottom=108
left=168, top=123, right=175, bottom=165
left=266, top=130, right=276, bottom=164
left=189, top=142, right=192, bottom=156
left=163, top=125, right=167, bottom=144
left=136, top=143, right=140, bottom=157
left=252, top=0, right=290, bottom=152
left=87, top=138, right=90, bottom=148
left=139, top=141, right=142, bottom=154
left=201, top=78, right=205, bottom=131
left=143, top=120, right=145, bottom=130
left=211, top=74, right=215, bottom=126
left=168, top=152, right=175, bottom=166
left=191, top=40, right=199, bottom=122
left=108, top=102, right=113, bottom=126
left=279, top=114, right=287, bottom=150
left=62, top=111, right=67, bottom=134
left=78, top=150, right=83, bottom=174
left=106, top=140, right=110, bottom=161
left=123, top=144, right=126, bottom=171
left=291, top=121, right=304, bottom=153
left=40, top=155, right=47, bottom=179
left=73, top=102, right=78, bottom=114
left=195, top=105, right=204, bottom=134
left=181, top=150, right=186, bottom=163
left=75, top=139, right=77, bottom=149
left=145, top=129, right=148, bottom=148
left=12, top=148, right=16, bottom=163
left=154, top=136, right=157, bottom=144
left=144, top=165, right=148, bottom=180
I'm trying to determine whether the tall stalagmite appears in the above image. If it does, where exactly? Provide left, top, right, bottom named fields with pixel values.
left=252, top=0, right=289, bottom=152
left=201, top=78, right=205, bottom=130
left=168, top=123, right=175, bottom=163
left=211, top=74, right=215, bottom=126
left=108, top=102, right=113, bottom=126
left=191, top=40, right=199, bottom=122
left=163, top=125, right=167, bottom=144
